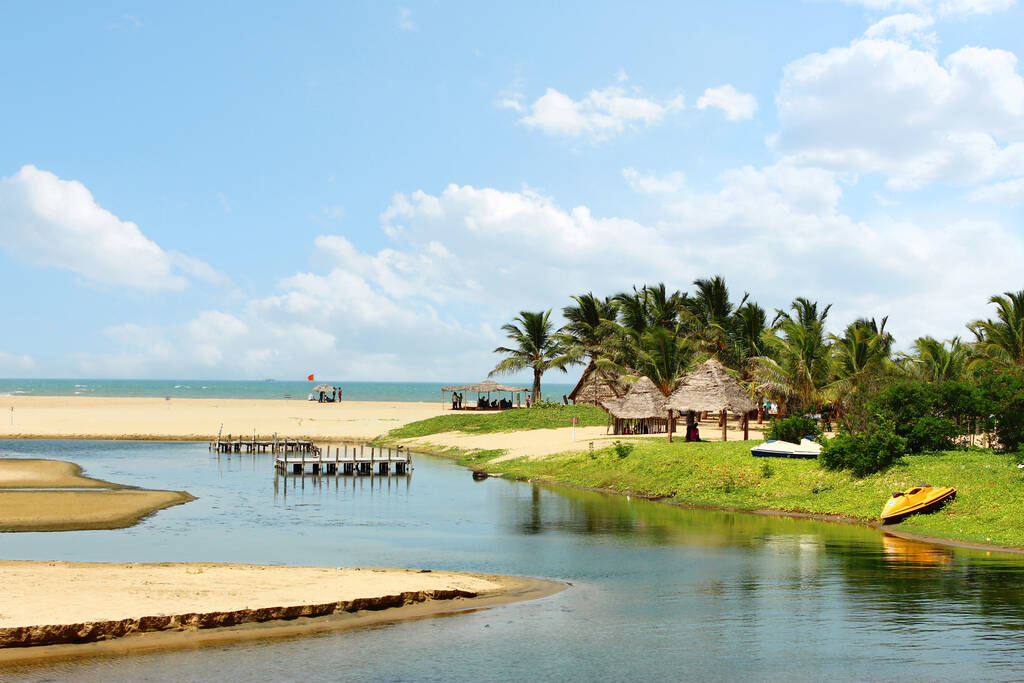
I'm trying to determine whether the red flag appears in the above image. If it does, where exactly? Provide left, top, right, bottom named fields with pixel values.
left=307, top=374, right=315, bottom=381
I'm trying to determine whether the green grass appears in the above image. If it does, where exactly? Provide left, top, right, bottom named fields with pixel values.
left=481, top=441, right=1024, bottom=548
left=379, top=404, right=608, bottom=440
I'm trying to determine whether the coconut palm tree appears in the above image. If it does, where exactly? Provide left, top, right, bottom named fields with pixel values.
left=968, top=290, right=1024, bottom=368
left=898, top=336, right=970, bottom=381
left=558, top=292, right=619, bottom=363
left=749, top=298, right=833, bottom=414
left=490, top=310, right=571, bottom=400
left=828, top=317, right=893, bottom=412
left=687, top=275, right=743, bottom=364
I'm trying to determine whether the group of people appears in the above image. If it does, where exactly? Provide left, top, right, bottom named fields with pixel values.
left=450, top=393, right=515, bottom=410
left=315, top=387, right=342, bottom=403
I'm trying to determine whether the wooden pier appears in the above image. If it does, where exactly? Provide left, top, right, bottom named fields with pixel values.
left=209, top=433, right=320, bottom=456
left=273, top=444, right=412, bottom=476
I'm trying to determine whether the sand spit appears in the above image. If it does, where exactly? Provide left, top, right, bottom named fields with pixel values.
left=0, top=396, right=445, bottom=442
left=0, top=562, right=563, bottom=655
left=0, top=459, right=128, bottom=489
left=0, top=458, right=195, bottom=532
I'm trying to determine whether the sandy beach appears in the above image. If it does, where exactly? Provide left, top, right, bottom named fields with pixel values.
left=0, top=395, right=445, bottom=442
left=0, top=561, right=562, bottom=653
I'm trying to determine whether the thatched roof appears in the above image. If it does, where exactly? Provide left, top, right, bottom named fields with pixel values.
left=568, top=360, right=624, bottom=405
left=443, top=380, right=528, bottom=393
left=602, top=376, right=667, bottom=419
left=667, top=359, right=755, bottom=414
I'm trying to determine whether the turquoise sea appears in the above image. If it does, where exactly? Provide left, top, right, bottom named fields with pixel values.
left=0, top=379, right=577, bottom=402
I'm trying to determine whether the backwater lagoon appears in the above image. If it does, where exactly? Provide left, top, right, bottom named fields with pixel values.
left=1, top=440, right=1023, bottom=681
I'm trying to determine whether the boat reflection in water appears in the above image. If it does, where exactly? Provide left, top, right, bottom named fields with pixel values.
left=882, top=533, right=955, bottom=568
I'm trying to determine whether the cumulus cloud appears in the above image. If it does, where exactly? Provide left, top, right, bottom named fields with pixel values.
left=840, top=0, right=1015, bottom=16
left=772, top=37, right=1024, bottom=189
left=696, top=84, right=758, bottom=121
left=0, top=165, right=221, bottom=290
left=519, top=85, right=684, bottom=140
left=966, top=176, right=1024, bottom=204
left=862, top=12, right=936, bottom=43
left=622, top=168, right=687, bottom=194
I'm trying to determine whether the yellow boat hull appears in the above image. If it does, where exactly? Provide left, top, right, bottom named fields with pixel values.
left=880, top=486, right=956, bottom=523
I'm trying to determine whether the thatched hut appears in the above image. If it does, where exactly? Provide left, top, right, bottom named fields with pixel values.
left=601, top=376, right=670, bottom=435
left=568, top=360, right=624, bottom=406
left=442, top=380, right=528, bottom=410
left=667, top=359, right=756, bottom=441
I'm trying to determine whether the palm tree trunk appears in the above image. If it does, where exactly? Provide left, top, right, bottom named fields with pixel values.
left=532, top=368, right=542, bottom=403
left=667, top=409, right=674, bottom=443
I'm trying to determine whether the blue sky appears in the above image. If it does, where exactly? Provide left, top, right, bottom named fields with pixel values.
left=2, top=0, right=1023, bottom=381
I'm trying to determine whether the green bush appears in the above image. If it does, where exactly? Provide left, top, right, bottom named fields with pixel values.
left=819, top=423, right=908, bottom=477
left=613, top=441, right=634, bottom=459
left=980, top=370, right=1024, bottom=452
left=766, top=415, right=822, bottom=444
left=870, top=379, right=961, bottom=453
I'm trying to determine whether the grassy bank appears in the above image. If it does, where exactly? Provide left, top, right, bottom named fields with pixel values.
left=379, top=406, right=1024, bottom=548
left=380, top=404, right=607, bottom=440
left=480, top=441, right=1024, bottom=548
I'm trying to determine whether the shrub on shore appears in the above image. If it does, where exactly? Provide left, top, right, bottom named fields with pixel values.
left=819, top=422, right=908, bottom=477
left=765, top=415, right=822, bottom=444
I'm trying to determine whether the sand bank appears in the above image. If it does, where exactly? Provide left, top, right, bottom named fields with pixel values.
left=0, top=458, right=194, bottom=532
left=0, top=396, right=445, bottom=442
left=0, top=562, right=563, bottom=656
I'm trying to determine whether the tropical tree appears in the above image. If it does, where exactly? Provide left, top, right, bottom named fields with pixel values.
left=490, top=310, right=571, bottom=400
left=687, top=275, right=744, bottom=364
left=898, top=336, right=970, bottom=382
left=749, top=298, right=833, bottom=414
left=558, top=292, right=619, bottom=363
left=828, top=317, right=893, bottom=411
left=969, top=290, right=1024, bottom=368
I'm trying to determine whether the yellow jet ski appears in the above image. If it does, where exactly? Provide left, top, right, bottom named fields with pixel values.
left=880, top=485, right=956, bottom=523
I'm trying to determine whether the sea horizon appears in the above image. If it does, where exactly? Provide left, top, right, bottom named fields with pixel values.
left=0, top=378, right=578, bottom=403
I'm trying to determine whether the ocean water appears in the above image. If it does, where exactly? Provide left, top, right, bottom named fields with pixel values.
left=2, top=440, right=1024, bottom=681
left=0, top=379, right=577, bottom=403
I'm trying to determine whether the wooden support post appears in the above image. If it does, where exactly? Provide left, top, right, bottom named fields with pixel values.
left=743, top=413, right=749, bottom=441
left=721, top=410, right=728, bottom=442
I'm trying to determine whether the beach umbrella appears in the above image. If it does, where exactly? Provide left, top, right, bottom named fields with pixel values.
left=313, top=384, right=334, bottom=393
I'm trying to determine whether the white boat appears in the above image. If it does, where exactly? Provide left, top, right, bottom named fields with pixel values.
left=750, top=438, right=822, bottom=459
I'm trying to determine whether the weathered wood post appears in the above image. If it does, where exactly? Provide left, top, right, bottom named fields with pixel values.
left=743, top=412, right=749, bottom=441
left=721, top=409, right=728, bottom=442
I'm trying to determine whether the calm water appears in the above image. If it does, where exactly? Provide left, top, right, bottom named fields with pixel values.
left=2, top=440, right=1024, bottom=681
left=0, top=379, right=576, bottom=403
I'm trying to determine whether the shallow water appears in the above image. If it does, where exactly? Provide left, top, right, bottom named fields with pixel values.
left=2, top=440, right=1023, bottom=681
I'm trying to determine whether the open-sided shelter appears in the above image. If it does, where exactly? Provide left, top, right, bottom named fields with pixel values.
left=667, top=359, right=756, bottom=440
left=601, top=376, right=670, bottom=435
left=442, top=380, right=529, bottom=410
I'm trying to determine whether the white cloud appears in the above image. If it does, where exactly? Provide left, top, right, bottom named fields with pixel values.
left=519, top=85, right=684, bottom=140
left=696, top=84, right=758, bottom=121
left=966, top=176, right=1024, bottom=204
left=70, top=167, right=1024, bottom=378
left=0, top=350, right=35, bottom=374
left=398, top=7, right=416, bottom=31
left=622, top=168, right=688, bottom=194
left=0, top=165, right=220, bottom=290
left=840, top=0, right=1015, bottom=16
left=772, top=37, right=1024, bottom=189
left=863, top=12, right=936, bottom=44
